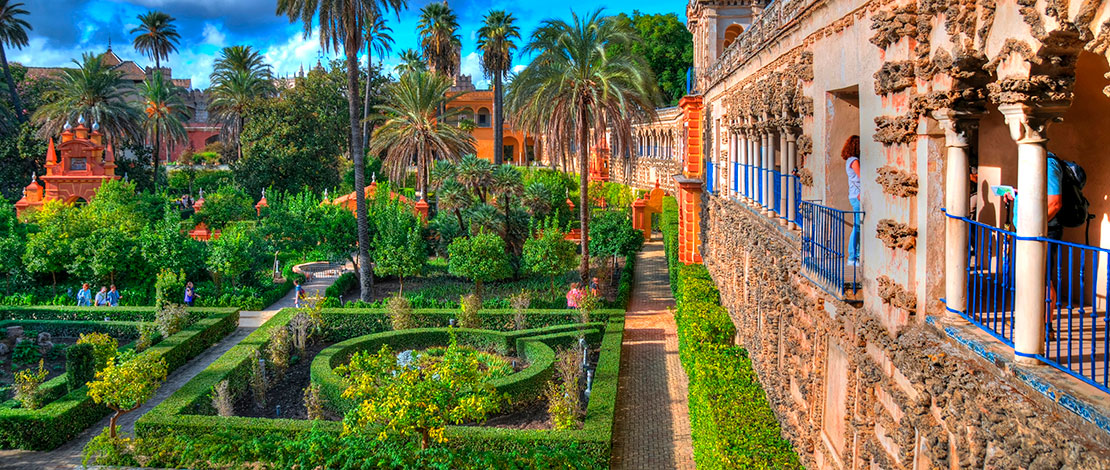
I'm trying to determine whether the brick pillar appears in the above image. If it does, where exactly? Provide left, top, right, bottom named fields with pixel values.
left=676, top=95, right=704, bottom=265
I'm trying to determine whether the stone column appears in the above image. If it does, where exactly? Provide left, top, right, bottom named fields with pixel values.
left=764, top=128, right=776, bottom=215
left=933, top=110, right=975, bottom=321
left=778, top=127, right=789, bottom=225
left=999, top=104, right=1051, bottom=365
left=785, top=128, right=798, bottom=228
left=748, top=128, right=757, bottom=204
left=740, top=130, right=749, bottom=202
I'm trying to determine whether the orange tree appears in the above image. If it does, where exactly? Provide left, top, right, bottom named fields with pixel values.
left=86, top=353, right=168, bottom=438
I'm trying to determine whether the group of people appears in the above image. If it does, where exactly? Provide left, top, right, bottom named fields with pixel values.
left=565, top=277, right=601, bottom=308
left=76, top=283, right=121, bottom=307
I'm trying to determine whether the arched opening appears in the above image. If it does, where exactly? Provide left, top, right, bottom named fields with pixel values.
left=503, top=136, right=520, bottom=163
left=477, top=107, right=491, bottom=128
left=204, top=135, right=219, bottom=146
left=723, top=24, right=744, bottom=50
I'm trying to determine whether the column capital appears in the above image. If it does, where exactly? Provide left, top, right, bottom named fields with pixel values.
left=931, top=109, right=980, bottom=148
left=997, top=103, right=1062, bottom=144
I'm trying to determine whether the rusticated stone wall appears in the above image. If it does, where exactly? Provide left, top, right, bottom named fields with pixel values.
left=610, top=155, right=681, bottom=191
left=703, top=196, right=1110, bottom=470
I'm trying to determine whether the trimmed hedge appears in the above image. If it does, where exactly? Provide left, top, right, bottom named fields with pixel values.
left=660, top=201, right=802, bottom=469
left=135, top=308, right=626, bottom=469
left=0, top=307, right=239, bottom=450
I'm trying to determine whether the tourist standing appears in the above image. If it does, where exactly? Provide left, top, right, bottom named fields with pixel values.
left=566, top=283, right=582, bottom=308
left=94, top=287, right=108, bottom=307
left=294, top=280, right=306, bottom=308
left=77, top=283, right=92, bottom=306
left=184, top=282, right=196, bottom=306
left=843, top=136, right=862, bottom=267
left=107, top=285, right=120, bottom=307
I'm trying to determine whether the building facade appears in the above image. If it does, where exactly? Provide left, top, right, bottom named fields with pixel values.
left=620, top=0, right=1110, bottom=467
left=442, top=62, right=540, bottom=166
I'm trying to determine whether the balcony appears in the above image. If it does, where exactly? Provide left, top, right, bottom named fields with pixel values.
left=799, top=200, right=863, bottom=301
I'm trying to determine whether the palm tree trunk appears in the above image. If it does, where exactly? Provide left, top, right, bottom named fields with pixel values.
left=493, top=73, right=503, bottom=165
left=153, top=126, right=161, bottom=189
left=577, top=113, right=590, bottom=282
left=237, top=114, right=244, bottom=161
left=362, top=45, right=373, bottom=150
left=347, top=41, right=372, bottom=303
left=0, top=46, right=25, bottom=123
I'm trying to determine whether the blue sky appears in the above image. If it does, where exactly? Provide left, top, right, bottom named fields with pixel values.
left=13, top=0, right=687, bottom=90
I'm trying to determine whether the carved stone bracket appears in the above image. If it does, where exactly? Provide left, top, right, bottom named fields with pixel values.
left=877, top=219, right=918, bottom=251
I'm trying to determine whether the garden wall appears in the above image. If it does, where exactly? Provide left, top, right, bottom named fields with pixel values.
left=700, top=196, right=1110, bottom=469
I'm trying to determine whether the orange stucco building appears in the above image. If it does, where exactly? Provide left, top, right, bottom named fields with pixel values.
left=442, top=65, right=540, bottom=165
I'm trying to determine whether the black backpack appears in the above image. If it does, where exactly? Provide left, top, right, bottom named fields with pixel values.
left=1049, top=153, right=1090, bottom=228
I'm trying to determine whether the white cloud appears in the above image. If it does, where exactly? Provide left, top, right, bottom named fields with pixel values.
left=460, top=51, right=490, bottom=89
left=263, top=29, right=323, bottom=80
left=201, top=23, right=226, bottom=47
left=512, top=64, right=526, bottom=74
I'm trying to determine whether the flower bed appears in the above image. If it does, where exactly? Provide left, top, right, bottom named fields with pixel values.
left=135, top=308, right=625, bottom=469
left=0, top=307, right=239, bottom=450
left=660, top=196, right=801, bottom=469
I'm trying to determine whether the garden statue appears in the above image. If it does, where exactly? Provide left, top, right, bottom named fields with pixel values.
left=37, top=332, right=53, bottom=354
left=0, top=343, right=9, bottom=355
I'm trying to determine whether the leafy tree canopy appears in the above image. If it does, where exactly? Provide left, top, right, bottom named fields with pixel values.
left=613, top=11, right=693, bottom=106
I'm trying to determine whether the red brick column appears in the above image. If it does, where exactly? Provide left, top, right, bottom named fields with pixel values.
left=676, top=96, right=704, bottom=265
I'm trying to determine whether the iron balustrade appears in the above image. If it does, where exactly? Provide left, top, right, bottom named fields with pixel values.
left=944, top=210, right=1110, bottom=394
left=772, top=170, right=782, bottom=214
left=706, top=158, right=715, bottom=193
left=783, top=174, right=801, bottom=226
left=799, top=200, right=863, bottom=300
left=756, top=166, right=765, bottom=207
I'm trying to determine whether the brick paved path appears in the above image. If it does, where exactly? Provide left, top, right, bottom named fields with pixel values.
left=611, top=240, right=695, bottom=470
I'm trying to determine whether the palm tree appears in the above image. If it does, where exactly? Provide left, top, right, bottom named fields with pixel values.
left=417, top=2, right=461, bottom=78
left=0, top=0, right=29, bottom=123
left=33, top=53, right=142, bottom=140
left=369, top=70, right=475, bottom=200
left=138, top=71, right=189, bottom=170
left=362, top=13, right=394, bottom=149
left=277, top=0, right=405, bottom=303
left=209, top=46, right=275, bottom=161
left=131, top=10, right=181, bottom=187
left=507, top=9, right=660, bottom=281
left=477, top=10, right=520, bottom=165
left=209, top=69, right=274, bottom=161
left=395, top=49, right=426, bottom=76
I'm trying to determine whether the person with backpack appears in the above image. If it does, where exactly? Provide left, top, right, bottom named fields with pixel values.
left=293, top=280, right=306, bottom=308
left=1004, top=151, right=1089, bottom=340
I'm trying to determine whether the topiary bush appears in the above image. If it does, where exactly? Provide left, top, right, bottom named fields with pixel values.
left=65, top=343, right=97, bottom=392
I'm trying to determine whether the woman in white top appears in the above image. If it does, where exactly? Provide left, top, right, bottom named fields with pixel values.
left=842, top=136, right=862, bottom=266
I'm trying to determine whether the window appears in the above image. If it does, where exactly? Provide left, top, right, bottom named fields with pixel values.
left=70, top=157, right=87, bottom=171
left=477, top=108, right=491, bottom=127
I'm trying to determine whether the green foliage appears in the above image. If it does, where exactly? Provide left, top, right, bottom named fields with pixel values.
left=65, top=343, right=97, bottom=392
left=167, top=168, right=232, bottom=193
left=664, top=233, right=801, bottom=469
left=234, top=65, right=350, bottom=197
left=447, top=232, right=512, bottom=295
left=546, top=348, right=584, bottom=430
left=259, top=190, right=357, bottom=266
left=76, top=332, right=119, bottom=371
left=588, top=210, right=643, bottom=259
left=206, top=222, right=270, bottom=285
left=14, top=360, right=49, bottom=410
left=372, top=192, right=426, bottom=291
left=195, top=185, right=254, bottom=230
left=267, top=326, right=292, bottom=382
left=154, top=269, right=185, bottom=309
left=0, top=200, right=27, bottom=279
left=0, top=121, right=47, bottom=204
left=523, top=222, right=577, bottom=296
left=386, top=294, right=415, bottom=330
left=458, top=294, right=481, bottom=329
left=613, top=11, right=693, bottom=105
left=11, top=338, right=40, bottom=368
left=325, top=272, right=359, bottom=299
left=141, top=215, right=206, bottom=283
left=336, top=330, right=504, bottom=448
left=155, top=303, right=189, bottom=338
left=87, top=353, right=168, bottom=437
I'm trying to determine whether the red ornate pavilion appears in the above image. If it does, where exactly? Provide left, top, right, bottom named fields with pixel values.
left=15, top=119, right=120, bottom=218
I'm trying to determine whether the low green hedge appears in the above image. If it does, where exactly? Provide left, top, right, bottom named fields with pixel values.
left=664, top=250, right=801, bottom=468
left=136, top=309, right=626, bottom=469
left=0, top=307, right=239, bottom=450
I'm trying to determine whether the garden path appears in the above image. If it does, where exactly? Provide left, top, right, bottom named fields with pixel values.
left=610, top=240, right=695, bottom=470
left=0, top=271, right=343, bottom=469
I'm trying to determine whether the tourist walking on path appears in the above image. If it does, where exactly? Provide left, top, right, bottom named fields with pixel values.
left=94, top=286, right=108, bottom=306
left=843, top=135, right=862, bottom=267
left=107, top=285, right=120, bottom=307
left=77, top=283, right=92, bottom=306
left=184, top=282, right=196, bottom=306
left=293, top=280, right=306, bottom=308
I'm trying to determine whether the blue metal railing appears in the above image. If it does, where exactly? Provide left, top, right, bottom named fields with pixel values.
left=946, top=210, right=1110, bottom=394
left=743, top=163, right=752, bottom=200
left=800, top=200, right=863, bottom=300
left=706, top=158, right=714, bottom=193
left=733, top=160, right=739, bottom=194
left=782, top=173, right=801, bottom=226
left=756, top=165, right=765, bottom=206
left=772, top=170, right=782, bottom=214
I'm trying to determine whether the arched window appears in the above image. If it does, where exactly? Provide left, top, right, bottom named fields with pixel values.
left=477, top=107, right=491, bottom=127
left=723, top=24, right=744, bottom=50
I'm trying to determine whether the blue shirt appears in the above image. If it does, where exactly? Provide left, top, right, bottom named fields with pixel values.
left=76, top=288, right=92, bottom=306
left=107, top=290, right=120, bottom=306
left=1012, top=157, right=1063, bottom=228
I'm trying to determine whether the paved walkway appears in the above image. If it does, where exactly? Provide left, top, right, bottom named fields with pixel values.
left=611, top=239, right=695, bottom=470
left=0, top=272, right=342, bottom=470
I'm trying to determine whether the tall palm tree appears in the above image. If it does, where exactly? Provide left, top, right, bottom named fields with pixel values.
left=362, top=13, right=394, bottom=149
left=277, top=0, right=405, bottom=303
left=477, top=10, right=519, bottom=165
left=138, top=71, right=189, bottom=169
left=0, top=0, right=29, bottom=123
left=209, top=46, right=275, bottom=161
left=131, top=10, right=181, bottom=187
left=395, top=49, right=426, bottom=76
left=417, top=2, right=461, bottom=78
left=507, top=9, right=660, bottom=281
left=33, top=52, right=142, bottom=140
left=369, top=70, right=475, bottom=199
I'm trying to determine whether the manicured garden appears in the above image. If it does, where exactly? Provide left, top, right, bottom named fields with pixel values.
left=85, top=306, right=628, bottom=468
left=0, top=305, right=239, bottom=450
left=660, top=197, right=802, bottom=469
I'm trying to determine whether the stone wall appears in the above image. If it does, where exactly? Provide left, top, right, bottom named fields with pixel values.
left=703, top=195, right=1110, bottom=470
left=609, top=155, right=681, bottom=191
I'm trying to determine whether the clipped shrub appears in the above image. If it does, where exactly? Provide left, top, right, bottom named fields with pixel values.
left=458, top=294, right=481, bottom=329
left=136, top=324, right=158, bottom=352
left=65, top=343, right=97, bottom=392
left=76, top=332, right=119, bottom=371
left=509, top=291, right=530, bottom=330
left=249, top=349, right=267, bottom=408
left=156, top=303, right=189, bottom=338
left=386, top=294, right=415, bottom=330
left=267, top=327, right=292, bottom=382
left=303, top=384, right=325, bottom=420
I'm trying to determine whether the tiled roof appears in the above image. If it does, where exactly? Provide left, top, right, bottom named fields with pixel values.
left=115, top=61, right=146, bottom=81
left=100, top=49, right=123, bottom=67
